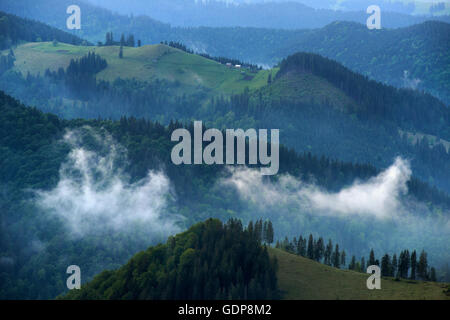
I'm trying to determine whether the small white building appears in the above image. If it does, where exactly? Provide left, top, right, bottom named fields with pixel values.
left=226, top=62, right=232, bottom=67
left=235, top=65, right=241, bottom=68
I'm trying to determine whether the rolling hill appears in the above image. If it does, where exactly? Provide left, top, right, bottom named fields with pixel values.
left=271, top=248, right=449, bottom=300
left=2, top=39, right=450, bottom=194
left=6, top=41, right=449, bottom=139
left=7, top=41, right=270, bottom=97
left=274, top=20, right=450, bottom=105
left=58, top=219, right=450, bottom=300
left=1, top=3, right=448, bottom=103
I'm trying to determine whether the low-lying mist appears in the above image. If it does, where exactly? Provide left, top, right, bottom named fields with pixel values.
left=221, top=157, right=450, bottom=265
left=35, top=127, right=183, bottom=238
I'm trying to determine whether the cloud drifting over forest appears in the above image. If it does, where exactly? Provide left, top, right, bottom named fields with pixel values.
left=222, top=157, right=413, bottom=219
left=35, top=128, right=181, bottom=237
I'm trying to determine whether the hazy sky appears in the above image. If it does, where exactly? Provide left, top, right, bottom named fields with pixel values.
left=86, top=0, right=449, bottom=15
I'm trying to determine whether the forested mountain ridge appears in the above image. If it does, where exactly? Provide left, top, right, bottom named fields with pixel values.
left=83, top=0, right=450, bottom=29
left=0, top=11, right=87, bottom=50
left=61, top=219, right=279, bottom=300
left=274, top=20, right=450, bottom=105
left=0, top=5, right=449, bottom=301
left=273, top=52, right=450, bottom=139
left=59, top=218, right=450, bottom=300
left=1, top=2, right=448, bottom=104
left=213, top=53, right=450, bottom=193
left=5, top=0, right=449, bottom=31
left=2, top=39, right=450, bottom=194
left=1, top=89, right=449, bottom=299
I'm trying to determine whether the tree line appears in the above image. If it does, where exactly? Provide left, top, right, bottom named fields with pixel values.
left=0, top=49, right=15, bottom=74
left=44, top=52, right=107, bottom=99
left=102, top=32, right=140, bottom=48
left=164, top=40, right=261, bottom=71
left=276, top=52, right=450, bottom=140
left=277, top=234, right=437, bottom=281
left=0, top=11, right=87, bottom=50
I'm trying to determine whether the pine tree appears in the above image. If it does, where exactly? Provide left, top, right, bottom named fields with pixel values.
left=398, top=250, right=411, bottom=279
left=361, top=257, right=366, bottom=272
left=254, top=220, right=263, bottom=243
left=105, top=32, right=114, bottom=46
left=333, top=244, right=340, bottom=268
left=369, top=249, right=376, bottom=266
left=247, top=221, right=254, bottom=238
left=127, top=34, right=135, bottom=47
left=392, top=254, right=398, bottom=277
left=314, top=237, right=324, bottom=262
left=340, top=250, right=346, bottom=268
left=410, top=250, right=417, bottom=280
left=417, top=250, right=428, bottom=280
left=430, top=267, right=437, bottom=282
left=404, top=250, right=410, bottom=279
left=263, top=221, right=268, bottom=243
left=307, top=234, right=314, bottom=260
left=324, top=239, right=332, bottom=265
left=266, top=221, right=274, bottom=245
left=297, top=236, right=306, bottom=257
left=119, top=45, right=123, bottom=59
left=381, top=254, right=391, bottom=277
left=349, top=256, right=356, bottom=270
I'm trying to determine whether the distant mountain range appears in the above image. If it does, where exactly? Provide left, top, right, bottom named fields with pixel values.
left=2, top=38, right=450, bottom=194
left=1, top=1, right=448, bottom=104
left=1, top=4, right=449, bottom=300
left=84, top=0, right=450, bottom=28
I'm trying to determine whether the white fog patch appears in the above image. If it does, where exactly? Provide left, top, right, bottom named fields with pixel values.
left=35, top=128, right=182, bottom=237
left=403, top=70, right=422, bottom=90
left=222, top=157, right=412, bottom=218
left=304, top=157, right=411, bottom=217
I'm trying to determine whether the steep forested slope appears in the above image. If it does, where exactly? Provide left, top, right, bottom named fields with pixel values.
left=61, top=219, right=279, bottom=300
left=275, top=21, right=450, bottom=105
left=1, top=2, right=448, bottom=102
left=0, top=11, right=87, bottom=50
left=1, top=90, right=449, bottom=299
left=60, top=221, right=450, bottom=301
left=213, top=53, right=450, bottom=193
left=2, top=39, right=450, bottom=193
left=274, top=52, right=449, bottom=139
left=0, top=8, right=449, bottom=300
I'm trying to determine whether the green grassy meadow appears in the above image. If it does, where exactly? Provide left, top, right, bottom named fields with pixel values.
left=8, top=42, right=272, bottom=97
left=270, top=248, right=450, bottom=300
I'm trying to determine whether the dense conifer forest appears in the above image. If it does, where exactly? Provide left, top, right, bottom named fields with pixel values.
left=0, top=11, right=87, bottom=50
left=62, top=219, right=279, bottom=300
left=0, top=2, right=449, bottom=301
